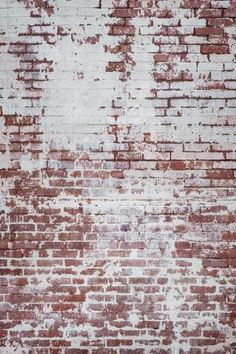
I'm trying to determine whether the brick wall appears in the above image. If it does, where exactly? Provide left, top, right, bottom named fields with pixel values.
left=0, top=0, right=236, bottom=353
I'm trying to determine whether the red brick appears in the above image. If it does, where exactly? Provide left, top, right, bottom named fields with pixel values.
left=190, top=286, right=216, bottom=293
left=195, top=27, right=224, bottom=36
left=181, top=0, right=210, bottom=8
left=197, top=9, right=223, bottom=17
left=201, top=45, right=229, bottom=54
left=112, top=25, right=135, bottom=35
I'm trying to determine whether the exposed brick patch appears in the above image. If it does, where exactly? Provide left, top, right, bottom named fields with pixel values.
left=0, top=0, right=236, bottom=353
left=19, top=0, right=54, bottom=17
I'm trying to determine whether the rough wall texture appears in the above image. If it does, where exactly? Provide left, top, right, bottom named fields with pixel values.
left=0, top=0, right=236, bottom=353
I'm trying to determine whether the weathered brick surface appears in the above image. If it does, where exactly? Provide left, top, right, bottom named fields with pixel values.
left=0, top=0, right=236, bottom=352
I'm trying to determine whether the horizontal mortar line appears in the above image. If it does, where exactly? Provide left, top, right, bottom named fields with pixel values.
left=42, top=122, right=228, bottom=125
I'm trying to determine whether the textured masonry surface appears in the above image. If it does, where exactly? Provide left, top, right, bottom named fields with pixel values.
left=0, top=0, right=236, bottom=353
